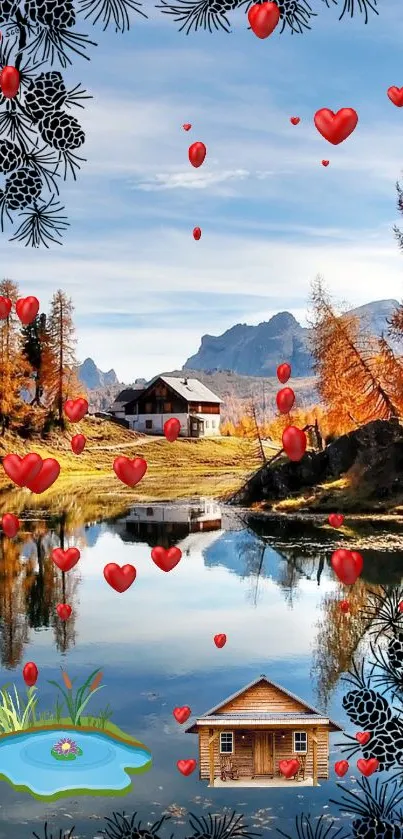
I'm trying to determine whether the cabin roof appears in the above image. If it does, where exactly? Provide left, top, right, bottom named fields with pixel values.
left=110, top=387, right=145, bottom=410
left=184, top=675, right=343, bottom=733
left=146, top=375, right=222, bottom=404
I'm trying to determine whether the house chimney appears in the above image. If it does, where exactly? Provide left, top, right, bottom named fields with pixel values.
left=183, top=377, right=188, bottom=385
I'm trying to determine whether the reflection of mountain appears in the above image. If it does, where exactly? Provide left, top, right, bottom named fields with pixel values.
left=108, top=500, right=223, bottom=549
left=83, top=523, right=103, bottom=548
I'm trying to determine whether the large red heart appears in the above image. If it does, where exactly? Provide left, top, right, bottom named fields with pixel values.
left=64, top=398, right=88, bottom=422
left=1, top=513, right=20, bottom=538
left=0, top=65, right=20, bottom=99
left=314, top=108, right=358, bottom=145
left=173, top=706, right=191, bottom=724
left=356, top=731, right=371, bottom=745
left=328, top=513, right=344, bottom=528
left=282, top=426, right=307, bottom=462
left=71, top=433, right=86, bottom=455
left=277, top=363, right=291, bottom=384
left=248, top=2, right=280, bottom=38
left=25, top=458, right=60, bottom=493
left=0, top=296, right=11, bottom=319
left=103, top=563, right=136, bottom=593
left=113, top=456, right=147, bottom=487
left=56, top=603, right=72, bottom=621
left=52, top=547, right=80, bottom=573
left=164, top=418, right=181, bottom=442
left=188, top=142, right=206, bottom=168
left=357, top=758, right=379, bottom=777
left=2, top=453, right=42, bottom=487
left=276, top=387, right=295, bottom=414
left=177, top=759, right=197, bottom=776
left=214, top=634, right=227, bottom=648
left=387, top=86, right=403, bottom=107
left=331, top=549, right=363, bottom=585
left=151, top=546, right=182, bottom=572
left=334, top=760, right=349, bottom=777
left=279, top=759, right=300, bottom=779
left=15, top=296, right=39, bottom=324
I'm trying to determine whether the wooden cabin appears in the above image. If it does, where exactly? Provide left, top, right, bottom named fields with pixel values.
left=185, top=675, right=343, bottom=788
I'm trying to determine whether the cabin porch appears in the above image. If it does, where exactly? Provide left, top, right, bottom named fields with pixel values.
left=211, top=775, right=316, bottom=788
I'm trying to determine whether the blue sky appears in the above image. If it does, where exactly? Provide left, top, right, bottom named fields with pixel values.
left=1, top=0, right=403, bottom=381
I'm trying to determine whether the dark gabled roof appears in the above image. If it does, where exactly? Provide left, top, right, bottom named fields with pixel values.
left=110, top=387, right=145, bottom=409
left=142, top=375, right=221, bottom=404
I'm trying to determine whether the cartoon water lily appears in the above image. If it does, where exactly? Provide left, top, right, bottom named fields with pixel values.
left=51, top=737, right=83, bottom=761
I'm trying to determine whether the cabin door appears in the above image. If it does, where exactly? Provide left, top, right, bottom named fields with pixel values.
left=253, top=732, right=273, bottom=776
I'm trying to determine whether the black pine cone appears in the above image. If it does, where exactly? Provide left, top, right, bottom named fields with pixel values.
left=361, top=719, right=403, bottom=771
left=209, top=0, right=241, bottom=10
left=353, top=817, right=403, bottom=839
left=38, top=110, right=85, bottom=151
left=0, top=139, right=23, bottom=173
left=25, top=72, right=67, bottom=123
left=24, top=0, right=75, bottom=28
left=342, top=688, right=392, bottom=730
left=0, top=0, right=19, bottom=23
left=388, top=632, right=403, bottom=671
left=5, top=168, right=42, bottom=210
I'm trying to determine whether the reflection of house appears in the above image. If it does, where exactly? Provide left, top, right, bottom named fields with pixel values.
left=115, top=501, right=222, bottom=548
left=109, top=376, right=221, bottom=438
left=186, top=675, right=343, bottom=788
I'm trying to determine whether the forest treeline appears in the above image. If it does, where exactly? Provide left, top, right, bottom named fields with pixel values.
left=0, top=279, right=83, bottom=436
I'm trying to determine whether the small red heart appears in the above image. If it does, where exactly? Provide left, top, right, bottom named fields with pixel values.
left=64, top=398, right=88, bottom=423
left=290, top=117, right=300, bottom=125
left=387, top=86, right=403, bottom=107
left=340, top=600, right=350, bottom=613
left=357, top=758, right=379, bottom=777
left=334, top=760, right=349, bottom=777
left=56, top=603, right=72, bottom=621
left=356, top=731, right=371, bottom=745
left=331, top=549, right=363, bottom=585
left=188, top=142, right=206, bottom=168
left=276, top=387, right=295, bottom=414
left=0, top=296, right=11, bottom=319
left=279, top=759, right=300, bottom=779
left=1, top=513, right=20, bottom=538
left=52, top=547, right=80, bottom=573
left=277, top=363, right=291, bottom=384
left=164, top=418, right=181, bottom=442
left=113, top=456, right=147, bottom=488
left=103, top=563, right=136, bottom=593
left=214, top=634, right=227, bottom=648
left=183, top=123, right=192, bottom=130
left=25, top=458, right=60, bottom=494
left=314, top=108, right=358, bottom=145
left=328, top=513, right=344, bottom=528
left=173, top=706, right=191, bottom=724
left=71, top=433, right=86, bottom=455
left=151, top=546, right=182, bottom=572
left=15, top=296, right=39, bottom=324
left=248, top=2, right=280, bottom=38
left=322, top=160, right=330, bottom=166
left=193, top=227, right=202, bottom=241
left=177, top=759, right=197, bottom=776
left=2, top=453, right=43, bottom=487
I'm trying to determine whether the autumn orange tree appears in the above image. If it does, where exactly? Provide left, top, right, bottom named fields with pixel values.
left=309, top=276, right=403, bottom=433
left=47, top=291, right=81, bottom=428
left=0, top=279, right=33, bottom=434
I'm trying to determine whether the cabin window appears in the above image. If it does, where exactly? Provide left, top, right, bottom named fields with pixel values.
left=145, top=402, right=153, bottom=413
left=219, top=732, right=234, bottom=754
left=205, top=420, right=209, bottom=428
left=145, top=420, right=153, bottom=430
left=163, top=402, right=172, bottom=412
left=293, top=732, right=307, bottom=753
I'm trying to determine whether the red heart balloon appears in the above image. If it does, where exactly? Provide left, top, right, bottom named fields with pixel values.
left=25, top=458, right=60, bottom=493
left=193, top=227, right=202, bottom=240
left=56, top=603, right=72, bottom=621
left=151, top=546, right=182, bottom=572
left=173, top=706, right=191, bottom=724
left=290, top=117, right=300, bottom=125
left=1, top=513, right=20, bottom=538
left=0, top=65, right=20, bottom=99
left=322, top=160, right=330, bottom=166
left=356, top=731, right=371, bottom=745
left=340, top=600, right=350, bottom=613
left=282, top=426, right=307, bottom=462
left=64, top=398, right=88, bottom=422
left=15, top=296, right=39, bottom=325
left=113, top=456, right=147, bottom=487
left=357, top=758, right=379, bottom=777
left=276, top=387, right=295, bottom=414
left=71, top=433, right=86, bottom=455
left=387, top=86, right=403, bottom=107
left=188, top=142, right=206, bottom=168
left=177, top=759, right=197, bottom=776
left=279, top=758, right=300, bottom=779
left=214, top=633, right=227, bottom=648
left=52, top=547, right=80, bottom=573
left=103, top=563, right=136, bottom=593
left=0, top=296, right=11, bottom=319
left=314, top=108, right=358, bottom=145
left=334, top=760, right=349, bottom=777
left=277, top=363, right=291, bottom=384
left=328, top=513, right=344, bottom=528
left=399, top=601, right=403, bottom=612
left=23, top=661, right=38, bottom=687
left=183, top=123, right=192, bottom=130
left=248, top=2, right=280, bottom=38
left=2, top=453, right=43, bottom=487
left=331, top=549, right=363, bottom=585
left=164, top=418, right=181, bottom=442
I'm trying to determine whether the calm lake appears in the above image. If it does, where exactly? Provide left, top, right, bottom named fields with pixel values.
left=0, top=497, right=402, bottom=839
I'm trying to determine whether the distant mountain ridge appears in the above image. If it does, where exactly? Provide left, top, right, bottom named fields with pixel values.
left=78, top=357, right=119, bottom=389
left=184, top=299, right=400, bottom=377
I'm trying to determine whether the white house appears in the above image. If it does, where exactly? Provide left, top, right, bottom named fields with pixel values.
left=109, top=375, right=221, bottom=438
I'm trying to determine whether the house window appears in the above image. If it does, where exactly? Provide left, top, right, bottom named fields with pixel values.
left=163, top=402, right=172, bottom=412
left=145, top=403, right=153, bottom=413
left=293, top=732, right=307, bottom=753
left=205, top=420, right=209, bottom=428
left=146, top=507, right=154, bottom=516
left=145, top=420, right=153, bottom=430
left=220, top=732, right=234, bottom=754
left=212, top=420, right=215, bottom=428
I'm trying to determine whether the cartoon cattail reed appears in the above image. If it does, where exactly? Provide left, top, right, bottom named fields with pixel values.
left=48, top=668, right=105, bottom=726
left=61, top=670, right=73, bottom=690
left=90, top=671, right=103, bottom=692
